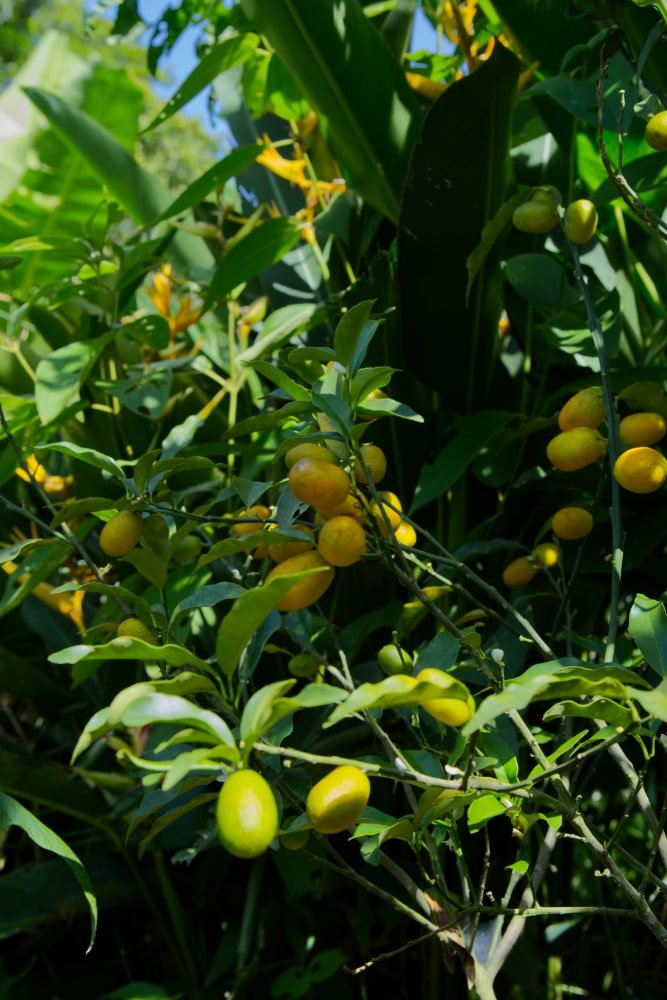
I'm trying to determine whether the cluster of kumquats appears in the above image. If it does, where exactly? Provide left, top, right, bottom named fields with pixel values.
left=226, top=435, right=417, bottom=613
left=502, top=382, right=667, bottom=588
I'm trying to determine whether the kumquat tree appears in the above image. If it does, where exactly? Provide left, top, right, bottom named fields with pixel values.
left=2, top=1, right=667, bottom=997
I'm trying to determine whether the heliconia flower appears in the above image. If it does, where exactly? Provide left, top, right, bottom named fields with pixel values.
left=2, top=559, right=86, bottom=631
left=15, top=454, right=72, bottom=495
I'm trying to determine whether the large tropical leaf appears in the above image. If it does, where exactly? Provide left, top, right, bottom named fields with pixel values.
left=239, top=0, right=422, bottom=221
left=397, top=43, right=520, bottom=411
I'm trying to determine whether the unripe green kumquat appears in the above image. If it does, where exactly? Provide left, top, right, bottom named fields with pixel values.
left=512, top=188, right=559, bottom=233
left=306, top=765, right=371, bottom=835
left=546, top=428, right=606, bottom=472
left=618, top=412, right=667, bottom=448
left=563, top=199, right=598, bottom=244
left=613, top=447, right=667, bottom=494
left=551, top=507, right=594, bottom=541
left=646, top=110, right=667, bottom=152
left=99, top=510, right=144, bottom=558
left=216, top=770, right=278, bottom=859
left=117, top=618, right=155, bottom=643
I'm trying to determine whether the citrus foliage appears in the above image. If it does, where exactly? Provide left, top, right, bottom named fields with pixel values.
left=2, top=1, right=667, bottom=997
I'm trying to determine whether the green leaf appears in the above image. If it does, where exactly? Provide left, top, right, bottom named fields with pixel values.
left=542, top=698, right=634, bottom=728
left=466, top=192, right=526, bottom=302
left=120, top=316, right=171, bottom=350
left=333, top=300, right=376, bottom=375
left=240, top=0, right=421, bottom=221
left=627, top=679, right=667, bottom=722
left=34, top=333, right=114, bottom=425
left=153, top=145, right=263, bottom=223
left=142, top=34, right=259, bottom=133
left=0, top=792, right=97, bottom=952
left=120, top=694, right=236, bottom=748
left=504, top=254, right=568, bottom=311
left=23, top=86, right=213, bottom=272
left=238, top=303, right=318, bottom=364
left=49, top=637, right=212, bottom=674
left=71, top=674, right=228, bottom=760
left=203, top=218, right=302, bottom=310
left=240, top=681, right=345, bottom=746
left=397, top=43, right=520, bottom=409
left=170, top=582, right=246, bottom=624
left=199, top=530, right=317, bottom=566
left=35, top=440, right=125, bottom=480
left=467, top=793, right=507, bottom=833
left=411, top=411, right=513, bottom=514
left=628, top=593, right=667, bottom=677
left=215, top=571, right=330, bottom=676
left=250, top=360, right=311, bottom=401
left=0, top=255, right=22, bottom=271
left=462, top=661, right=643, bottom=736
left=324, top=672, right=471, bottom=728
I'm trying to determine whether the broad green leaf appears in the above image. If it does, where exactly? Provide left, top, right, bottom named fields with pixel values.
left=49, top=637, right=212, bottom=674
left=23, top=86, right=213, bottom=272
left=143, top=34, right=259, bottom=132
left=240, top=0, right=421, bottom=221
left=324, top=672, right=471, bottom=728
left=0, top=256, right=21, bottom=271
left=198, top=530, right=316, bottom=567
left=467, top=793, right=507, bottom=833
left=120, top=316, right=171, bottom=350
left=62, top=580, right=154, bottom=619
left=216, top=570, right=332, bottom=676
left=503, top=254, right=567, bottom=311
left=415, top=632, right=460, bottom=671
left=35, top=440, right=125, bottom=479
left=250, top=361, right=311, bottom=401
left=71, top=674, right=227, bottom=761
left=628, top=593, right=667, bottom=677
left=240, top=681, right=345, bottom=746
left=0, top=536, right=61, bottom=566
left=120, top=694, right=236, bottom=749
left=240, top=679, right=297, bottom=742
left=153, top=144, right=263, bottom=223
left=203, top=218, right=302, bottom=310
left=237, top=302, right=318, bottom=364
left=122, top=550, right=167, bottom=590
left=462, top=661, right=644, bottom=736
left=35, top=333, right=113, bottom=424
left=0, top=792, right=97, bottom=952
left=414, top=787, right=480, bottom=828
left=170, top=582, right=246, bottom=623
left=466, top=192, right=525, bottom=302
left=543, top=698, right=634, bottom=728
left=411, top=411, right=513, bottom=514
left=398, top=43, right=520, bottom=409
left=333, top=300, right=376, bottom=374
left=627, top=679, right=667, bottom=722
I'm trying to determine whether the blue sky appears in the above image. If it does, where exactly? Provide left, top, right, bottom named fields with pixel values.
left=125, top=0, right=438, bottom=135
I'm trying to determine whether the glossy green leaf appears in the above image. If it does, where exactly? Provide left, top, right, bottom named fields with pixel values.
left=49, top=637, right=212, bottom=674
left=467, top=793, right=507, bottom=833
left=0, top=792, right=97, bottom=952
left=237, top=302, right=318, bottom=364
left=203, top=218, right=302, bottom=310
left=35, top=333, right=113, bottom=424
left=542, top=698, right=634, bottom=728
left=153, top=144, right=263, bottom=223
left=240, top=681, right=346, bottom=746
left=628, top=593, right=667, bottom=676
left=324, top=672, right=471, bottom=728
left=120, top=694, right=236, bottom=748
left=35, top=440, right=125, bottom=480
left=120, top=315, right=171, bottom=350
left=71, top=674, right=228, bottom=761
left=462, top=661, right=645, bottom=736
left=627, top=679, right=667, bottom=722
left=250, top=361, right=311, bottom=401
left=466, top=192, right=525, bottom=301
left=333, top=300, right=377, bottom=375
left=170, top=583, right=246, bottom=623
left=240, top=0, right=421, bottom=221
left=198, top=529, right=317, bottom=566
left=398, top=43, right=520, bottom=410
left=143, top=33, right=259, bottom=132
left=23, top=86, right=213, bottom=271
left=411, top=411, right=513, bottom=513
left=215, top=570, right=331, bottom=677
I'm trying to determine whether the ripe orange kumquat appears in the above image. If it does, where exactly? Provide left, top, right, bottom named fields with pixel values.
left=618, top=412, right=667, bottom=448
left=551, top=507, right=594, bottom=540
left=284, top=442, right=337, bottom=469
left=502, top=556, right=537, bottom=588
left=265, top=551, right=335, bottom=611
left=354, top=444, right=387, bottom=485
left=288, top=457, right=351, bottom=510
left=546, top=428, right=606, bottom=472
left=613, top=447, right=667, bottom=494
left=317, top=515, right=367, bottom=567
left=558, top=388, right=606, bottom=431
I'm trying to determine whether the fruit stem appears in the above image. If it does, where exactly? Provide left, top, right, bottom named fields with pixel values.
left=564, top=236, right=625, bottom=661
